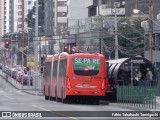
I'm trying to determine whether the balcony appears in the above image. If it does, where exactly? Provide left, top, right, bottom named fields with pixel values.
left=101, top=8, right=125, bottom=16
left=58, top=6, right=67, bottom=12
left=57, top=17, right=67, bottom=23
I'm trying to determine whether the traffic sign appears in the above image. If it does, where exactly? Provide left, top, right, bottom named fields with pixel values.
left=27, top=54, right=35, bottom=67
left=52, top=36, right=62, bottom=39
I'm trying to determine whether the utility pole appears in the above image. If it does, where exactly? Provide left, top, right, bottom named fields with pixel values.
left=35, top=0, right=39, bottom=66
left=114, top=2, right=119, bottom=59
left=98, top=0, right=102, bottom=54
left=22, top=31, right=24, bottom=88
left=148, top=0, right=153, bottom=63
left=39, top=36, right=41, bottom=71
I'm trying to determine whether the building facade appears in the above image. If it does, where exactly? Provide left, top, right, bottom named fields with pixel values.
left=0, top=0, right=3, bottom=37
left=1, top=0, right=33, bottom=35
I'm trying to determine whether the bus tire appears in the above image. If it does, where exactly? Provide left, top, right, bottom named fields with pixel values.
left=44, top=87, right=49, bottom=100
left=45, top=96, right=49, bottom=100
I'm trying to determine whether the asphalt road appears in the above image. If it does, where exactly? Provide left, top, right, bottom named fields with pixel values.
left=0, top=76, right=159, bottom=120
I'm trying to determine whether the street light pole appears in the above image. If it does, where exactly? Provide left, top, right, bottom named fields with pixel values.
left=114, top=3, right=119, bottom=59
left=148, top=0, right=153, bottom=63
left=133, top=1, right=153, bottom=63
left=35, top=0, right=39, bottom=66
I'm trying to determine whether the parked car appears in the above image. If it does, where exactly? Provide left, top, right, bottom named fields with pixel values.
left=2, top=66, right=10, bottom=75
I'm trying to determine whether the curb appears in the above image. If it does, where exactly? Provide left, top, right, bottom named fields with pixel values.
left=22, top=90, right=43, bottom=96
left=99, top=100, right=110, bottom=105
left=101, top=100, right=160, bottom=111
left=0, top=74, right=20, bottom=90
left=0, top=73, right=43, bottom=96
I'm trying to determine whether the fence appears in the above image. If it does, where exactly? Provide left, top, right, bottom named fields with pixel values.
left=117, top=81, right=157, bottom=109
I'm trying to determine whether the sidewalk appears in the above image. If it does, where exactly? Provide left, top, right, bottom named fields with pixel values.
left=0, top=70, right=43, bottom=96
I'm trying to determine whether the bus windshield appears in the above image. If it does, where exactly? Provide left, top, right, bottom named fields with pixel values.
left=72, top=58, right=100, bottom=76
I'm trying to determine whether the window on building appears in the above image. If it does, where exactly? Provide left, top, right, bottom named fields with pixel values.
left=18, top=11, right=22, bottom=15
left=18, top=0, right=22, bottom=3
left=63, top=23, right=67, bottom=27
left=18, top=18, right=22, bottom=22
left=18, top=5, right=22, bottom=9
left=63, top=1, right=67, bottom=6
left=89, top=7, right=97, bottom=17
left=62, top=12, right=67, bottom=17
left=102, top=0, right=106, bottom=4
left=49, top=5, right=52, bottom=10
left=28, top=1, right=31, bottom=4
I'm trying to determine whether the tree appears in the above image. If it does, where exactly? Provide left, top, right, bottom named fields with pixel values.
left=25, top=0, right=45, bottom=34
left=117, top=18, right=144, bottom=58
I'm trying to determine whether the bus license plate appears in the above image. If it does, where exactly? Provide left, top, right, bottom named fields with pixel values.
left=82, top=84, right=89, bottom=87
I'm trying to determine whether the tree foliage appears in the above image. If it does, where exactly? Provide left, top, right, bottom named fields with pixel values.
left=25, top=0, right=45, bottom=31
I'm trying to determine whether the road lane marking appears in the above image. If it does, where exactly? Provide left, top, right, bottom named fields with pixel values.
left=32, top=105, right=51, bottom=111
left=32, top=105, right=78, bottom=120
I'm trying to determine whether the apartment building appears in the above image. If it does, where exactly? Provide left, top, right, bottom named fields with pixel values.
left=16, top=0, right=30, bottom=32
left=44, top=0, right=54, bottom=36
left=54, top=0, right=68, bottom=35
left=1, top=0, right=34, bottom=35
left=0, top=0, right=3, bottom=37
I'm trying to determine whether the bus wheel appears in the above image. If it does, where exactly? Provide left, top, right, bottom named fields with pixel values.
left=45, top=96, right=49, bottom=100
left=50, top=97, right=54, bottom=101
left=56, top=97, right=61, bottom=102
left=62, top=97, right=68, bottom=103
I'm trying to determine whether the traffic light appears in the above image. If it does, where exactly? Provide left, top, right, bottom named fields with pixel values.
left=71, top=46, right=77, bottom=53
left=26, top=66, right=29, bottom=71
left=63, top=43, right=77, bottom=53
left=69, top=43, right=77, bottom=53
left=4, top=41, right=10, bottom=48
left=64, top=45, right=68, bottom=52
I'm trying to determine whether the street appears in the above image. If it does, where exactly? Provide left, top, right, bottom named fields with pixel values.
left=0, top=76, right=159, bottom=120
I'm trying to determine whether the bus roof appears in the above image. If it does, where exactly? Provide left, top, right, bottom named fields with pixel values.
left=45, top=55, right=53, bottom=62
left=69, top=53, right=104, bottom=58
left=46, top=52, right=104, bottom=62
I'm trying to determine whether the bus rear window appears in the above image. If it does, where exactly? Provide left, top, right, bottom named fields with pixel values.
left=73, top=58, right=100, bottom=76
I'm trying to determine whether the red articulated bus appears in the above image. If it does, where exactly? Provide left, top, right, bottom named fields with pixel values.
left=43, top=52, right=108, bottom=104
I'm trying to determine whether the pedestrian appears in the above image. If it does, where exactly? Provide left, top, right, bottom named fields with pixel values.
left=145, top=68, right=153, bottom=86
left=133, top=69, right=141, bottom=86
left=146, top=68, right=153, bottom=81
